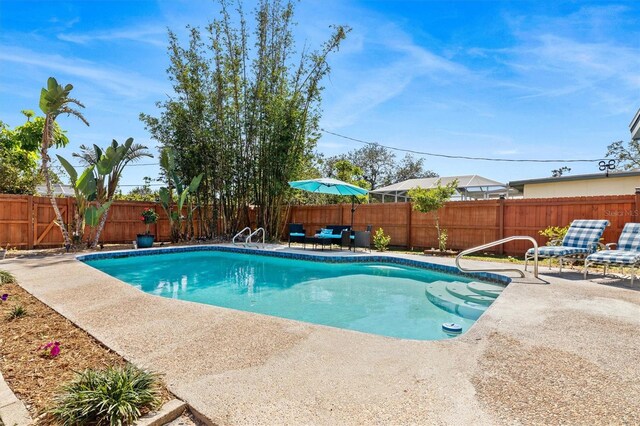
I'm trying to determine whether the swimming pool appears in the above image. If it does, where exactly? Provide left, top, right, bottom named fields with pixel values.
left=82, top=248, right=508, bottom=340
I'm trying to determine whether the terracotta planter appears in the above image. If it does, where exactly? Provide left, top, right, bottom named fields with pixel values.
left=136, top=234, right=155, bottom=248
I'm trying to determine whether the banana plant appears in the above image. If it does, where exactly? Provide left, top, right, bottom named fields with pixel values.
left=158, top=148, right=203, bottom=242
left=73, top=137, right=152, bottom=247
left=57, top=155, right=96, bottom=245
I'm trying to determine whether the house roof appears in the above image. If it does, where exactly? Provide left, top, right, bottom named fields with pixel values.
left=35, top=184, right=75, bottom=197
left=631, top=107, right=640, bottom=140
left=508, top=170, right=640, bottom=191
left=371, top=175, right=507, bottom=194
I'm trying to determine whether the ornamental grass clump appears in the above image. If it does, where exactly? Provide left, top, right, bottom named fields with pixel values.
left=49, top=364, right=161, bottom=426
left=0, top=270, right=16, bottom=284
left=6, top=305, right=27, bottom=320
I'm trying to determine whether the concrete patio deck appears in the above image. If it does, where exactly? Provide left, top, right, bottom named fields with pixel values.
left=2, top=246, right=640, bottom=425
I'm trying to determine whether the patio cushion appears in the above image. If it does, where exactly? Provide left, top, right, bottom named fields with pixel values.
left=289, top=233, right=306, bottom=237
left=320, top=228, right=333, bottom=235
left=561, top=219, right=609, bottom=248
left=617, top=223, right=640, bottom=251
left=527, top=246, right=590, bottom=257
left=586, top=250, right=640, bottom=265
left=315, top=233, right=341, bottom=239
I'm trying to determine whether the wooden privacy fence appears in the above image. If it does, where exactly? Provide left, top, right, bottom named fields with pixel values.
left=288, top=193, right=639, bottom=256
left=0, top=194, right=180, bottom=248
left=2, top=192, right=639, bottom=254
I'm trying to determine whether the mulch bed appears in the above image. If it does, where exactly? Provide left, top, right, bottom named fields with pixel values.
left=0, top=280, right=169, bottom=420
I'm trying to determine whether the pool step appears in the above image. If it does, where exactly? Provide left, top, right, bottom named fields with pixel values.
left=467, top=281, right=506, bottom=298
left=444, top=282, right=496, bottom=306
left=425, top=281, right=487, bottom=320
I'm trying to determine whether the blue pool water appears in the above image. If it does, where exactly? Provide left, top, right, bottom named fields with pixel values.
left=84, top=250, right=504, bottom=340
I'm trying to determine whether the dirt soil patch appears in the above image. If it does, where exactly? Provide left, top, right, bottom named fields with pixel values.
left=0, top=281, right=170, bottom=420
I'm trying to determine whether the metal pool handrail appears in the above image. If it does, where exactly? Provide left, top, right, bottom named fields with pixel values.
left=246, top=227, right=265, bottom=245
left=455, top=236, right=538, bottom=278
left=232, top=227, right=251, bottom=245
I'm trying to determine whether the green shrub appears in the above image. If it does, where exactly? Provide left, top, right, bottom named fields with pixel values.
left=438, top=228, right=448, bottom=252
left=373, top=228, right=391, bottom=251
left=539, top=225, right=569, bottom=246
left=0, top=270, right=16, bottom=284
left=49, top=364, right=162, bottom=426
left=6, top=305, right=27, bottom=320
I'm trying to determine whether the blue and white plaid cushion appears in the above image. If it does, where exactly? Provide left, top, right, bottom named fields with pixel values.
left=561, top=219, right=609, bottom=249
left=527, top=246, right=591, bottom=257
left=586, top=250, right=640, bottom=265
left=617, top=223, right=640, bottom=251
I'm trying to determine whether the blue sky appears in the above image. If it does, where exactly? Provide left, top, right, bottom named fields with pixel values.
left=1, top=0, right=639, bottom=190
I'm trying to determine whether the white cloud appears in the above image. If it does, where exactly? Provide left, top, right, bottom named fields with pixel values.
left=322, top=22, right=470, bottom=128
left=58, top=25, right=167, bottom=47
left=0, top=46, right=167, bottom=99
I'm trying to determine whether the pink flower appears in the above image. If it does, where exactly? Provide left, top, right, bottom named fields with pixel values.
left=50, top=342, right=61, bottom=357
left=37, top=341, right=61, bottom=358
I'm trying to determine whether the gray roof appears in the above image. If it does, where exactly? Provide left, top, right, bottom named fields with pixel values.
left=631, top=108, right=640, bottom=141
left=371, top=175, right=506, bottom=194
left=508, top=170, right=640, bottom=191
left=35, top=184, right=74, bottom=197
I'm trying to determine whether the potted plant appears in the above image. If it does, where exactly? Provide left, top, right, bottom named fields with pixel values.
left=136, top=208, right=158, bottom=248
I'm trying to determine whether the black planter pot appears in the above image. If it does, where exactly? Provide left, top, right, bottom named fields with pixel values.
left=136, top=234, right=155, bottom=248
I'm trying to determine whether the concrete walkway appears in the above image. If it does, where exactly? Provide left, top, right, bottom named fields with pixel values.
left=2, top=247, right=640, bottom=425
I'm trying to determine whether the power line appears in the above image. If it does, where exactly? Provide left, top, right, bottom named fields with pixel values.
left=320, top=128, right=608, bottom=163
left=68, top=162, right=159, bottom=168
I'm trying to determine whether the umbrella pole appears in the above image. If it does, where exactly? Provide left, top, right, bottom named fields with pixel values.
left=351, top=195, right=355, bottom=228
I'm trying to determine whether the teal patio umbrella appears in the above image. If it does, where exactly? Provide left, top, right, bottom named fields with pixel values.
left=288, top=178, right=369, bottom=228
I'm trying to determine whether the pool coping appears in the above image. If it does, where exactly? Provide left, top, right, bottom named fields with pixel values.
left=6, top=245, right=639, bottom=424
left=76, top=244, right=511, bottom=285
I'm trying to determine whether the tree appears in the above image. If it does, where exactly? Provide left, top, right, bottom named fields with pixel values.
left=392, top=154, right=438, bottom=184
left=348, top=144, right=395, bottom=190
left=73, top=138, right=152, bottom=247
left=408, top=180, right=458, bottom=251
left=0, top=111, right=67, bottom=194
left=117, top=177, right=158, bottom=202
left=39, top=77, right=89, bottom=249
left=606, top=140, right=639, bottom=170
left=141, top=0, right=349, bottom=239
left=551, top=166, right=571, bottom=177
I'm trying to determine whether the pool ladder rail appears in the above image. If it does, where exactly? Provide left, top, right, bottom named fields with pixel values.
left=232, top=227, right=266, bottom=249
left=455, top=236, right=539, bottom=279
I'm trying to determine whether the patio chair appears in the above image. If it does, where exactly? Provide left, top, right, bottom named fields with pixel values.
left=353, top=231, right=371, bottom=252
left=340, top=230, right=352, bottom=251
left=288, top=223, right=306, bottom=247
left=525, top=219, right=609, bottom=273
left=584, top=222, right=640, bottom=286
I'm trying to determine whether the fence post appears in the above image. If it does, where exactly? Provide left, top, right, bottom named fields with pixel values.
left=635, top=188, right=640, bottom=217
left=27, top=195, right=34, bottom=249
left=498, top=196, right=505, bottom=255
left=406, top=202, right=412, bottom=249
left=66, top=197, right=72, bottom=230
left=153, top=204, right=159, bottom=239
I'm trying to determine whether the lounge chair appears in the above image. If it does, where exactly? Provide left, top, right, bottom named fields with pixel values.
left=584, top=222, right=640, bottom=286
left=288, top=223, right=306, bottom=247
left=525, top=219, right=609, bottom=273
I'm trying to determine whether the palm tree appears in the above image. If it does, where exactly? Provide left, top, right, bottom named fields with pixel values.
left=74, top=138, right=152, bottom=247
left=39, top=77, right=89, bottom=249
